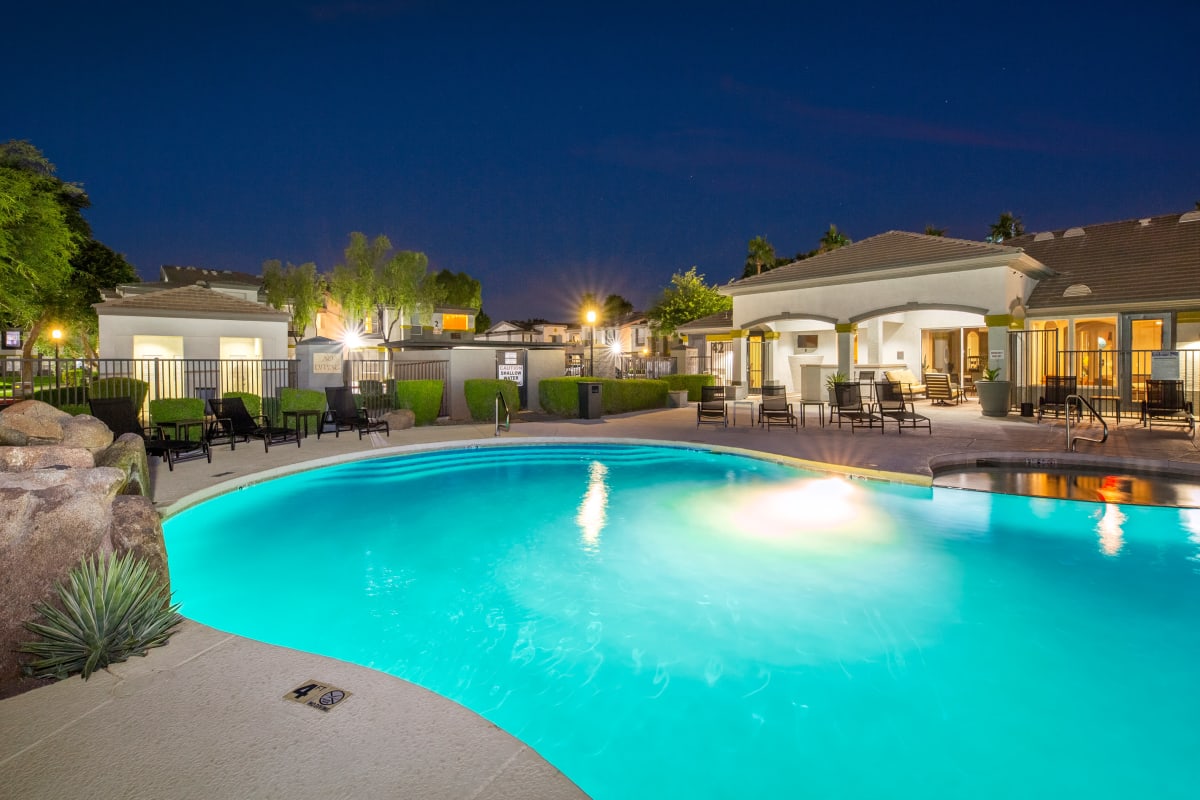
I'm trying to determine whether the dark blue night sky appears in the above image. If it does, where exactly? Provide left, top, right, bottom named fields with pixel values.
left=7, top=1, right=1198, bottom=320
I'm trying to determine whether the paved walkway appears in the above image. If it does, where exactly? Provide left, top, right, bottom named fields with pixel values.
left=2, top=401, right=1196, bottom=799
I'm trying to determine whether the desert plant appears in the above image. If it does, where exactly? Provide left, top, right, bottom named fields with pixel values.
left=19, top=552, right=182, bottom=680
left=825, top=372, right=848, bottom=392
left=981, top=366, right=1003, bottom=381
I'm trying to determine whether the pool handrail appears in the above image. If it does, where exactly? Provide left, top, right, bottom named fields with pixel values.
left=1065, top=393, right=1108, bottom=451
left=495, top=390, right=511, bottom=436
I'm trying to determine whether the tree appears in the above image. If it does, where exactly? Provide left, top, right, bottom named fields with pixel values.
left=647, top=267, right=732, bottom=337
left=817, top=224, right=851, bottom=253
left=743, top=235, right=777, bottom=278
left=325, top=233, right=443, bottom=341
left=474, top=309, right=492, bottom=333
left=0, top=141, right=87, bottom=380
left=577, top=291, right=600, bottom=324
left=431, top=269, right=482, bottom=310
left=63, top=240, right=138, bottom=357
left=987, top=212, right=1024, bottom=243
left=381, top=253, right=439, bottom=338
left=924, top=225, right=947, bottom=237
left=262, top=259, right=324, bottom=344
left=603, top=294, right=634, bottom=323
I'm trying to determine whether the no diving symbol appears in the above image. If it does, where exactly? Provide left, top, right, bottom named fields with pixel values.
left=284, top=679, right=352, bottom=713
left=318, top=690, right=345, bottom=707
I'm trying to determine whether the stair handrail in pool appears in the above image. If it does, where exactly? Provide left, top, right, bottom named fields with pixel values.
left=495, top=390, right=511, bottom=436
left=1065, top=393, right=1108, bottom=452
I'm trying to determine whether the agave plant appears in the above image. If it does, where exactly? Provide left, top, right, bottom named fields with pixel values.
left=20, top=552, right=183, bottom=680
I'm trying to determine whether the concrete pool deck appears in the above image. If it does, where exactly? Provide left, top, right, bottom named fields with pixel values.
left=2, top=401, right=1197, bottom=798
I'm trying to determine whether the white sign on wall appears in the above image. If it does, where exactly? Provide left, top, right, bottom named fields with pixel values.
left=313, top=353, right=342, bottom=374
left=498, top=364, right=524, bottom=386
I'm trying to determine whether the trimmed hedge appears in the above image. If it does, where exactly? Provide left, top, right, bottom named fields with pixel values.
left=90, top=377, right=149, bottom=408
left=31, top=386, right=89, bottom=409
left=661, top=373, right=717, bottom=401
left=149, top=398, right=206, bottom=441
left=222, top=391, right=262, bottom=419
left=280, top=388, right=326, bottom=434
left=538, top=377, right=670, bottom=417
left=394, top=379, right=443, bottom=425
left=464, top=379, right=520, bottom=422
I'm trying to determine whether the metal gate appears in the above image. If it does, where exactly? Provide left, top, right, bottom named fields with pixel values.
left=1008, top=328, right=1058, bottom=409
left=747, top=338, right=770, bottom=391
left=708, top=341, right=733, bottom=385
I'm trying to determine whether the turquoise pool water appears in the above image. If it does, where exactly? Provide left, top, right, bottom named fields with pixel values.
left=163, top=444, right=1200, bottom=799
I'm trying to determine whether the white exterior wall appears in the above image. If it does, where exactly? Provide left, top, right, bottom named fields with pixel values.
left=98, top=315, right=289, bottom=360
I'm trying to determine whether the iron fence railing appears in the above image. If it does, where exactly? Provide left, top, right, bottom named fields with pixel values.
left=345, top=359, right=450, bottom=417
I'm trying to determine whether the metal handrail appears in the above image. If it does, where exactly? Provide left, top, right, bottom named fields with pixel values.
left=494, top=390, right=511, bottom=436
left=1065, top=393, right=1108, bottom=451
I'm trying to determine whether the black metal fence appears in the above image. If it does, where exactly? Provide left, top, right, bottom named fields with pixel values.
left=344, top=359, right=450, bottom=417
left=1, top=357, right=296, bottom=409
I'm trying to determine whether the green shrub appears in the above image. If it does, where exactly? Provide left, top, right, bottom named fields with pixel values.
left=280, top=388, right=326, bottom=434
left=222, top=391, right=262, bottom=419
left=149, top=398, right=206, bottom=441
left=465, top=379, right=521, bottom=422
left=394, top=379, right=443, bottom=425
left=19, top=552, right=182, bottom=680
left=88, top=377, right=149, bottom=408
left=31, top=386, right=89, bottom=409
left=61, top=404, right=89, bottom=417
left=661, top=374, right=717, bottom=401
left=538, top=377, right=669, bottom=416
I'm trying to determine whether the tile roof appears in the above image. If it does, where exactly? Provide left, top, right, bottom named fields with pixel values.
left=677, top=310, right=733, bottom=333
left=94, top=285, right=290, bottom=321
left=1014, top=211, right=1200, bottom=312
left=727, top=231, right=1026, bottom=291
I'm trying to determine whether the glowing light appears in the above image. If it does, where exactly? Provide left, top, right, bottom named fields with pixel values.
left=610, top=340, right=622, bottom=355
left=1096, top=503, right=1126, bottom=556
left=342, top=325, right=364, bottom=350
left=585, top=310, right=596, bottom=324
left=576, top=460, right=609, bottom=553
left=51, top=328, right=63, bottom=341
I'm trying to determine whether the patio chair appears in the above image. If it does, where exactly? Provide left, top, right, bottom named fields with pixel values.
left=925, top=372, right=963, bottom=406
left=757, top=393, right=797, bottom=431
left=324, top=386, right=390, bottom=439
left=206, top=396, right=301, bottom=452
left=697, top=385, right=728, bottom=428
left=1140, top=379, right=1195, bottom=437
left=874, top=381, right=932, bottom=435
left=89, top=397, right=211, bottom=471
left=831, top=382, right=879, bottom=432
left=883, top=368, right=926, bottom=400
left=1037, top=375, right=1081, bottom=423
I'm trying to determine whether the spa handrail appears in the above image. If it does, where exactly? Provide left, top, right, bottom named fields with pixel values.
left=494, top=390, right=511, bottom=436
left=1065, top=394, right=1108, bottom=452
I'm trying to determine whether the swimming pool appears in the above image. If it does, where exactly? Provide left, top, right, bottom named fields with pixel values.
left=164, top=443, right=1200, bottom=799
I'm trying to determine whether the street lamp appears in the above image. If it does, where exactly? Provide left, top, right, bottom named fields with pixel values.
left=585, top=309, right=597, bottom=376
left=51, top=328, right=62, bottom=389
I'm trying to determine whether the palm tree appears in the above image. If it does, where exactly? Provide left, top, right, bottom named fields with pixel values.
left=987, top=212, right=1024, bottom=243
left=743, top=235, right=777, bottom=277
left=817, top=224, right=851, bottom=253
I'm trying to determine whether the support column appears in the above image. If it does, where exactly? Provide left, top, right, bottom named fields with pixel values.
left=763, top=331, right=781, bottom=385
left=730, top=329, right=748, bottom=394
left=835, top=323, right=854, bottom=377
left=984, top=314, right=1013, bottom=379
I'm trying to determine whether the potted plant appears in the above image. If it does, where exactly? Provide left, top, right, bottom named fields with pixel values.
left=825, top=372, right=848, bottom=405
left=975, top=366, right=1012, bottom=417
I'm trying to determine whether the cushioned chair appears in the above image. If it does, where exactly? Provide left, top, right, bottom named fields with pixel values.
left=757, top=394, right=797, bottom=431
left=697, top=385, right=728, bottom=428
left=925, top=373, right=963, bottom=405
left=89, top=397, right=211, bottom=470
left=1141, top=379, right=1195, bottom=437
left=874, top=381, right=932, bottom=435
left=883, top=368, right=926, bottom=399
left=206, top=396, right=300, bottom=452
left=324, top=386, right=390, bottom=439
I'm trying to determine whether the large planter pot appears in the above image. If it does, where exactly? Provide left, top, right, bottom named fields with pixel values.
left=976, top=380, right=1012, bottom=417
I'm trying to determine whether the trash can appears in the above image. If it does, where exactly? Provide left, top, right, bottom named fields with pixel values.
left=1020, top=402, right=1034, bottom=417
left=578, top=382, right=603, bottom=419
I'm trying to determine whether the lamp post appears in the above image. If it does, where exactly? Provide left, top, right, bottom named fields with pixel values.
left=585, top=310, right=597, bottom=377
left=51, top=328, right=62, bottom=389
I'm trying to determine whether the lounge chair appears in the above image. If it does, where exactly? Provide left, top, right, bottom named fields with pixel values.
left=206, top=396, right=301, bottom=452
left=757, top=394, right=797, bottom=431
left=89, top=397, right=211, bottom=470
left=697, top=385, right=728, bottom=428
left=883, top=368, right=926, bottom=400
left=1140, top=379, right=1195, bottom=437
left=874, top=381, right=932, bottom=435
left=323, top=386, right=390, bottom=439
left=831, top=382, right=879, bottom=432
left=1037, top=375, right=1081, bottom=423
left=925, top=372, right=963, bottom=405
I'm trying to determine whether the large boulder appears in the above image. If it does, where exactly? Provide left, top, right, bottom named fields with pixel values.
left=95, top=433, right=153, bottom=496
left=383, top=408, right=416, bottom=430
left=0, top=445, right=95, bottom=471
left=108, top=496, right=169, bottom=592
left=0, top=400, right=72, bottom=446
left=61, top=414, right=115, bottom=452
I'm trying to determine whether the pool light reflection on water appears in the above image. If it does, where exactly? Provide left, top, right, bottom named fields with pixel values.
left=163, top=444, right=1200, bottom=799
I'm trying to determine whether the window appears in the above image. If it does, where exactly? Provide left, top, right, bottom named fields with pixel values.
left=442, top=313, right=470, bottom=331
